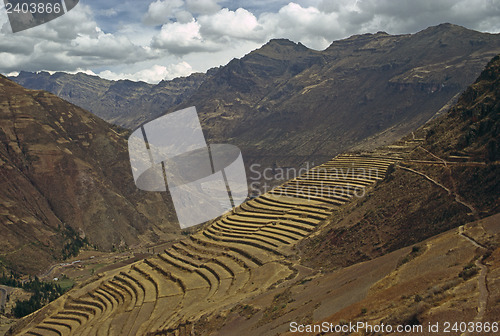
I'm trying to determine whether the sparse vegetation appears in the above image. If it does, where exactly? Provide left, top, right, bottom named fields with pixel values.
left=299, top=278, right=312, bottom=285
left=6, top=276, right=68, bottom=318
left=62, top=225, right=89, bottom=260
left=259, top=289, right=294, bottom=325
left=398, top=245, right=425, bottom=267
left=458, top=263, right=479, bottom=280
left=230, top=304, right=260, bottom=319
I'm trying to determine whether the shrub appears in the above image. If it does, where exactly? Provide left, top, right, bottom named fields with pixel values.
left=459, top=264, right=479, bottom=280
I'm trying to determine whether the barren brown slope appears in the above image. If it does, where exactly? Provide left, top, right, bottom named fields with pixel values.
left=192, top=214, right=499, bottom=336
left=173, top=54, right=500, bottom=336
left=277, top=215, right=499, bottom=336
left=0, top=76, right=179, bottom=274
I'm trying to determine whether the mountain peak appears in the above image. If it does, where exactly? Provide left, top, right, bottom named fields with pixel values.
left=418, top=22, right=482, bottom=36
left=260, top=38, right=309, bottom=50
left=250, top=38, right=310, bottom=59
left=266, top=38, right=299, bottom=46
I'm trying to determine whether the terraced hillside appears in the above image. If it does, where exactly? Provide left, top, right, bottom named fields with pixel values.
left=9, top=154, right=400, bottom=336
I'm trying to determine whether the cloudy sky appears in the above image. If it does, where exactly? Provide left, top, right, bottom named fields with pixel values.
left=1, top=0, right=499, bottom=83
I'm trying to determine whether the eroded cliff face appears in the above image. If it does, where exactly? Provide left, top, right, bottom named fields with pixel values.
left=0, top=76, right=179, bottom=274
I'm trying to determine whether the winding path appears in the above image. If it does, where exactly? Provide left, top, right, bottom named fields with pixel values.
left=0, top=285, right=14, bottom=313
left=398, top=161, right=478, bottom=218
left=398, top=165, right=451, bottom=194
left=0, top=287, right=6, bottom=311
left=458, top=225, right=489, bottom=336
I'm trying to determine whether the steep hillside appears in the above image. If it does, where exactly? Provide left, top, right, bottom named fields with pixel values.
left=11, top=71, right=209, bottom=128
left=0, top=76, right=179, bottom=274
left=300, top=53, right=500, bottom=271
left=174, top=53, right=500, bottom=336
left=425, top=54, right=500, bottom=161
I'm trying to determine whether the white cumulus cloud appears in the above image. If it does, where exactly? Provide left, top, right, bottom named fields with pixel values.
left=199, top=8, right=264, bottom=40
left=99, top=62, right=194, bottom=83
left=143, top=0, right=184, bottom=25
left=151, top=19, right=219, bottom=54
left=0, top=4, right=155, bottom=73
left=259, top=2, right=344, bottom=50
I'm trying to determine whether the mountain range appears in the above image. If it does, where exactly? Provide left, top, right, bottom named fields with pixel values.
left=11, top=24, right=500, bottom=189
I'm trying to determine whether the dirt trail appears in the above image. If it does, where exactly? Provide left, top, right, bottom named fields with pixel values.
left=405, top=160, right=487, bottom=166
left=418, top=146, right=448, bottom=166
left=398, top=166, right=451, bottom=194
left=0, top=288, right=6, bottom=311
left=400, top=146, right=479, bottom=218
left=457, top=226, right=489, bottom=336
